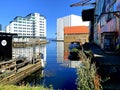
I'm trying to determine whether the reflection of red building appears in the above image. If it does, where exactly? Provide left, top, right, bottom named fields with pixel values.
left=64, top=42, right=70, bottom=60
left=64, top=26, right=89, bottom=44
left=64, top=51, right=69, bottom=60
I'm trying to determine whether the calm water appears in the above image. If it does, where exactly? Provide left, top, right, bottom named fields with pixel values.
left=42, top=41, right=77, bottom=90
left=13, top=41, right=120, bottom=90
left=13, top=41, right=80, bottom=90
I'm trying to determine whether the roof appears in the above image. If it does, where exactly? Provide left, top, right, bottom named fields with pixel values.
left=64, top=26, right=89, bottom=34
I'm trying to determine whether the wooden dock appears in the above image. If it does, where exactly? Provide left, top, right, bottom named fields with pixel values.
left=13, top=40, right=48, bottom=47
left=0, top=55, right=43, bottom=85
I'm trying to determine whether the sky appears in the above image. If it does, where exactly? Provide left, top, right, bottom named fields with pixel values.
left=0, top=0, right=93, bottom=38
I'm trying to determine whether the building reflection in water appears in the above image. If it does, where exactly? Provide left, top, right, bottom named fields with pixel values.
left=12, top=44, right=46, bottom=62
left=57, top=42, right=64, bottom=63
left=57, top=42, right=82, bottom=68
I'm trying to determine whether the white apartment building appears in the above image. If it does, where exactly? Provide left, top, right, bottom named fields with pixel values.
left=6, top=13, right=46, bottom=42
left=57, top=14, right=89, bottom=41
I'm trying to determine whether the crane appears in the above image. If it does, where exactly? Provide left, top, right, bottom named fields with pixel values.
left=70, top=0, right=96, bottom=42
left=70, top=0, right=95, bottom=7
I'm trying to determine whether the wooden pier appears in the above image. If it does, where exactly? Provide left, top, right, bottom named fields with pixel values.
left=0, top=55, right=43, bottom=85
left=13, top=40, right=48, bottom=47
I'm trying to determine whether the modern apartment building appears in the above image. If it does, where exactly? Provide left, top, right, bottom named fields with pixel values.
left=57, top=14, right=89, bottom=41
left=6, top=13, right=46, bottom=42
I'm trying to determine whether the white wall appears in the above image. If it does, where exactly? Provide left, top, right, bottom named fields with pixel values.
left=57, top=14, right=89, bottom=41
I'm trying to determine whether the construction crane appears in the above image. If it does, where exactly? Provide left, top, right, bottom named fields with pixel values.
left=70, top=0, right=95, bottom=42
left=70, top=0, right=95, bottom=7
left=70, top=0, right=95, bottom=21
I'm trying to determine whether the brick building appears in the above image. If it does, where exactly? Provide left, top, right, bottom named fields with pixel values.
left=64, top=26, right=89, bottom=44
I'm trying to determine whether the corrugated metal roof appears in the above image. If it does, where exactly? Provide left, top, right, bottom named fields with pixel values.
left=64, top=26, right=89, bottom=34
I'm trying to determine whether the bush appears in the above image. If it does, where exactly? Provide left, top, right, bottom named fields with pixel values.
left=76, top=52, right=102, bottom=90
left=84, top=50, right=94, bottom=59
left=71, top=48, right=79, bottom=53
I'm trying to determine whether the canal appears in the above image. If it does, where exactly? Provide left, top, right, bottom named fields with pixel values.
left=13, top=41, right=81, bottom=90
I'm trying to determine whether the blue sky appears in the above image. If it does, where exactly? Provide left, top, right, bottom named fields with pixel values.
left=0, top=0, right=93, bottom=38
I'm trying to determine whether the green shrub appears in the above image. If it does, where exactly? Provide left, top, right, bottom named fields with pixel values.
left=84, top=50, right=94, bottom=59
left=71, top=48, right=79, bottom=53
left=76, top=52, right=102, bottom=90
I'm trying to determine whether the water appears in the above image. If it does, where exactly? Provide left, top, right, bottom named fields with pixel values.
left=43, top=41, right=77, bottom=90
left=13, top=41, right=79, bottom=90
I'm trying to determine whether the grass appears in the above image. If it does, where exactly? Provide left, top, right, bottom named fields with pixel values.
left=0, top=84, right=52, bottom=90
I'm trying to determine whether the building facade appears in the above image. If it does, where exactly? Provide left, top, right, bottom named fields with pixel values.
left=94, top=0, right=120, bottom=51
left=64, top=26, right=89, bottom=44
left=6, top=13, right=46, bottom=42
left=57, top=14, right=89, bottom=41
